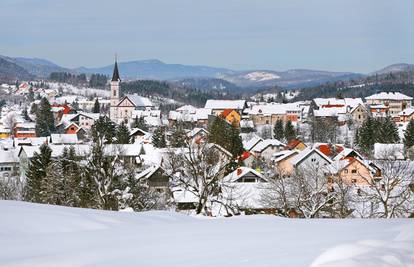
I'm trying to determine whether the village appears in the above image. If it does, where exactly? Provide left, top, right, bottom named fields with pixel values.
left=0, top=60, right=414, bottom=218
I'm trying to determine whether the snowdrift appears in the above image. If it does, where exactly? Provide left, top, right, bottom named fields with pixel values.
left=0, top=201, right=412, bottom=267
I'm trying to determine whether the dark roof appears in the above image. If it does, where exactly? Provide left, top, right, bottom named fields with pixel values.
left=111, top=61, right=121, bottom=82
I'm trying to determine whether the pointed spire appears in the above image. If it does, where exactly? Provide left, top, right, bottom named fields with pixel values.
left=111, top=55, right=120, bottom=82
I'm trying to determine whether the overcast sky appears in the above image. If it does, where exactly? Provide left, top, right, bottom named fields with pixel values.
left=1, top=0, right=413, bottom=73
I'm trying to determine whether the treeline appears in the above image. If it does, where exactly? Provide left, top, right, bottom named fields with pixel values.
left=121, top=80, right=241, bottom=107
left=293, top=71, right=414, bottom=101
left=49, top=72, right=87, bottom=84
left=49, top=72, right=108, bottom=88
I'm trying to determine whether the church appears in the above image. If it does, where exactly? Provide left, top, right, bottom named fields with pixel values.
left=109, top=60, right=155, bottom=124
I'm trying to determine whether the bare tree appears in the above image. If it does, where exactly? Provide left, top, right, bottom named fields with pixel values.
left=164, top=141, right=233, bottom=215
left=261, top=165, right=337, bottom=218
left=356, top=158, right=414, bottom=218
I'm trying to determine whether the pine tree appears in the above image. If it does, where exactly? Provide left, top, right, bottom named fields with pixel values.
left=39, top=162, right=63, bottom=205
left=284, top=121, right=296, bottom=142
left=208, top=116, right=227, bottom=145
left=93, top=98, right=100, bottom=113
left=24, top=144, right=53, bottom=203
left=404, top=119, right=414, bottom=149
left=152, top=127, right=167, bottom=148
left=116, top=122, right=131, bottom=144
left=170, top=126, right=187, bottom=148
left=273, top=119, right=284, bottom=140
left=91, top=116, right=116, bottom=145
left=35, top=97, right=56, bottom=137
left=378, top=117, right=400, bottom=143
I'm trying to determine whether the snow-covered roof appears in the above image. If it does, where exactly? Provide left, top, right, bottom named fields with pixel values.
left=223, top=167, right=267, bottom=183
left=136, top=165, right=162, bottom=181
left=19, top=144, right=91, bottom=158
left=374, top=143, right=405, bottom=160
left=50, top=134, right=79, bottom=145
left=247, top=103, right=301, bottom=115
left=186, top=128, right=209, bottom=138
left=103, top=144, right=143, bottom=157
left=291, top=148, right=333, bottom=166
left=176, top=105, right=197, bottom=112
left=240, top=120, right=254, bottom=128
left=366, top=92, right=413, bottom=101
left=398, top=107, right=414, bottom=116
left=252, top=139, right=285, bottom=153
left=0, top=149, right=19, bottom=163
left=272, top=150, right=298, bottom=163
left=123, top=94, right=154, bottom=107
left=242, top=135, right=263, bottom=151
left=313, top=107, right=346, bottom=117
left=204, top=100, right=246, bottom=110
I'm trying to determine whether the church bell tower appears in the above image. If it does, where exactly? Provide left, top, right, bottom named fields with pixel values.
left=110, top=57, right=121, bottom=123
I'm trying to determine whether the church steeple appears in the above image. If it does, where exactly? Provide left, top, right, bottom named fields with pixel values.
left=111, top=58, right=120, bottom=82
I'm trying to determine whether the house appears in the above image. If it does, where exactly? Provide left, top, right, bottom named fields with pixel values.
left=369, top=104, right=389, bottom=118
left=290, top=148, right=333, bottom=174
left=242, top=134, right=263, bottom=151
left=57, top=113, right=103, bottom=132
left=247, top=103, right=301, bottom=126
left=186, top=128, right=209, bottom=143
left=329, top=157, right=377, bottom=186
left=398, top=108, right=414, bottom=122
left=365, top=92, right=413, bottom=117
left=239, top=151, right=257, bottom=168
left=49, top=134, right=79, bottom=145
left=0, top=148, right=19, bottom=179
left=204, top=100, right=247, bottom=116
left=220, top=109, right=241, bottom=126
left=349, top=103, right=368, bottom=124
left=136, top=165, right=170, bottom=193
left=284, top=139, right=307, bottom=151
left=168, top=106, right=211, bottom=128
left=0, top=127, right=11, bottom=139
left=13, top=123, right=36, bottom=138
left=220, top=167, right=272, bottom=215
left=130, top=128, right=151, bottom=144
left=251, top=139, right=285, bottom=160
left=273, top=150, right=299, bottom=175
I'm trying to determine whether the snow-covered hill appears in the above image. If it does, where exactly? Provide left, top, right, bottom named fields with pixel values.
left=0, top=201, right=413, bottom=267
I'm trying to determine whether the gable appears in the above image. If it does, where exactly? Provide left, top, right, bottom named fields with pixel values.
left=118, top=97, right=135, bottom=107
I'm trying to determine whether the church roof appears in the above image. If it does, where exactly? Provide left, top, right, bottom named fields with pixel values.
left=111, top=60, right=121, bottom=82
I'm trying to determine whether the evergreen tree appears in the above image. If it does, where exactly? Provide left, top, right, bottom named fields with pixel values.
left=152, top=127, right=167, bottom=148
left=115, top=122, right=131, bottom=144
left=228, top=121, right=244, bottom=157
left=30, top=103, right=37, bottom=114
left=27, top=87, right=35, bottom=102
left=208, top=116, right=230, bottom=147
left=39, top=162, right=63, bottom=205
left=356, top=117, right=376, bottom=154
left=132, top=116, right=149, bottom=132
left=273, top=119, right=284, bottom=140
left=22, top=108, right=30, bottom=121
left=404, top=119, right=414, bottom=149
left=170, top=125, right=187, bottom=148
left=378, top=117, right=399, bottom=143
left=35, top=97, right=56, bottom=137
left=91, top=116, right=116, bottom=145
left=24, top=144, right=53, bottom=203
left=93, top=98, right=100, bottom=113
left=284, top=121, right=296, bottom=142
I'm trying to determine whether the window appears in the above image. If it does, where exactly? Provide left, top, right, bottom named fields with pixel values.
left=311, top=158, right=316, bottom=162
left=351, top=179, right=357, bottom=184
left=351, top=169, right=357, bottom=174
left=344, top=169, right=348, bottom=173
left=113, top=90, right=117, bottom=97
left=243, top=178, right=256, bottom=183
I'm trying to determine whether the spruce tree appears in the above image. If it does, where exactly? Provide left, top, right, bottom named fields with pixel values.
left=273, top=119, right=284, bottom=140
left=404, top=119, right=414, bottom=149
left=39, top=162, right=62, bottom=205
left=35, top=97, right=56, bottom=137
left=116, top=122, right=131, bottom=144
left=208, top=116, right=227, bottom=145
left=356, top=117, right=376, bottom=154
left=24, top=144, right=53, bottom=203
left=284, top=121, right=296, bottom=142
left=152, top=127, right=167, bottom=148
left=93, top=99, right=100, bottom=113
left=229, top=120, right=244, bottom=157
left=378, top=117, right=399, bottom=143
left=91, top=116, right=116, bottom=145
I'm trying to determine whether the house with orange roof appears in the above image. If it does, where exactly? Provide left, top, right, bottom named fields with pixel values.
left=284, top=139, right=307, bottom=151
left=220, top=109, right=241, bottom=126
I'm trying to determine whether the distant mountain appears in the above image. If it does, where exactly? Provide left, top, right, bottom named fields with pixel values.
left=174, top=78, right=241, bottom=92
left=76, top=59, right=235, bottom=80
left=0, top=55, right=69, bottom=78
left=371, top=63, right=414, bottom=75
left=0, top=57, right=34, bottom=82
left=219, top=69, right=364, bottom=89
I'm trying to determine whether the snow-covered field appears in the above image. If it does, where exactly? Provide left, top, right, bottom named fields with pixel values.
left=0, top=201, right=413, bottom=267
